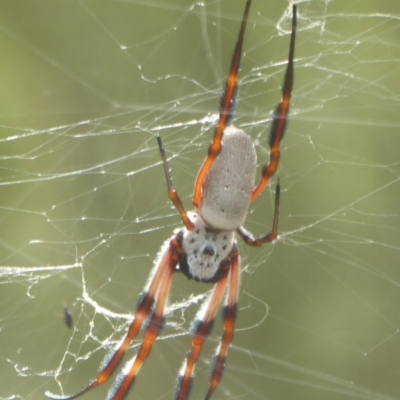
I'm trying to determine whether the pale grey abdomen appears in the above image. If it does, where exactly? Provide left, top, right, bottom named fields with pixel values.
left=199, top=126, right=257, bottom=231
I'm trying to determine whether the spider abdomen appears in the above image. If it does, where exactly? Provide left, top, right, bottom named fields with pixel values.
left=199, top=126, right=257, bottom=231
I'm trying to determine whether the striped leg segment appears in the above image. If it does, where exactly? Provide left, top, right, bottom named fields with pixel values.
left=237, top=180, right=280, bottom=247
left=251, top=4, right=297, bottom=202
left=45, top=235, right=181, bottom=400
left=205, top=250, right=240, bottom=400
left=157, top=135, right=195, bottom=231
left=193, top=0, right=253, bottom=210
left=107, top=247, right=177, bottom=400
left=174, top=264, right=231, bottom=400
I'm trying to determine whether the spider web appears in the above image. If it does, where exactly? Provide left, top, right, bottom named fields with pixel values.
left=1, top=0, right=400, bottom=399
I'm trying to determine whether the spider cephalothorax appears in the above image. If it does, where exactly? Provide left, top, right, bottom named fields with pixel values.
left=46, top=1, right=297, bottom=400
left=179, top=212, right=234, bottom=283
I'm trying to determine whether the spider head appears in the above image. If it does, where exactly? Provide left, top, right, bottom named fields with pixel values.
left=179, top=212, right=234, bottom=283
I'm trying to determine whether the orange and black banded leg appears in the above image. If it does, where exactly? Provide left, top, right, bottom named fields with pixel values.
left=107, top=242, right=178, bottom=400
left=251, top=4, right=297, bottom=202
left=193, top=0, right=253, bottom=210
left=45, top=235, right=182, bottom=400
left=174, top=264, right=231, bottom=400
left=238, top=180, right=280, bottom=247
left=205, top=248, right=240, bottom=400
left=157, top=135, right=195, bottom=231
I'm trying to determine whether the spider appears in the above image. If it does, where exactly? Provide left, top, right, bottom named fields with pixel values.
left=45, top=1, right=297, bottom=399
left=63, top=306, right=73, bottom=329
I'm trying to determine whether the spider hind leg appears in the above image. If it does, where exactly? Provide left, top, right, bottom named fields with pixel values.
left=251, top=4, right=297, bottom=202
left=193, top=0, right=253, bottom=210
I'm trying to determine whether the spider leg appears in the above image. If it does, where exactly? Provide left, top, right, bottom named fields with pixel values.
left=205, top=248, right=239, bottom=400
left=238, top=180, right=280, bottom=247
left=106, top=246, right=177, bottom=400
left=175, top=261, right=231, bottom=400
left=157, top=135, right=195, bottom=231
left=251, top=4, right=297, bottom=202
left=45, top=234, right=182, bottom=400
left=193, top=0, right=252, bottom=210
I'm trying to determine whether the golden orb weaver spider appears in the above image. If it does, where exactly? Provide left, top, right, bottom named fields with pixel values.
left=45, top=1, right=297, bottom=399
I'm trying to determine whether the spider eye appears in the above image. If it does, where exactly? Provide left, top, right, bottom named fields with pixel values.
left=203, top=245, right=215, bottom=256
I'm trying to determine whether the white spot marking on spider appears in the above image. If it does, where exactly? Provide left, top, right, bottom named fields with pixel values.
left=182, top=213, right=234, bottom=281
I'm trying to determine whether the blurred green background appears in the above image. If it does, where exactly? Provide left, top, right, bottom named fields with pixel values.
left=1, top=1, right=400, bottom=399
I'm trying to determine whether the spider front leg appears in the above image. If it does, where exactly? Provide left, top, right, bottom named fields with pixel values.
left=175, top=247, right=239, bottom=400
left=205, top=248, right=239, bottom=400
left=107, top=241, right=178, bottom=400
left=175, top=258, right=231, bottom=400
left=45, top=234, right=182, bottom=400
